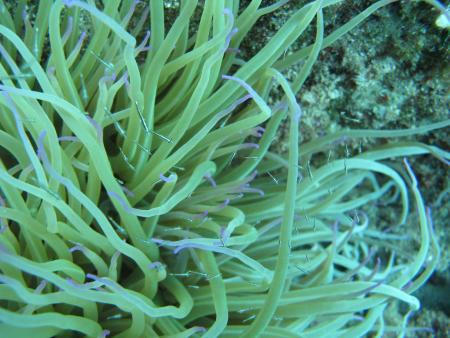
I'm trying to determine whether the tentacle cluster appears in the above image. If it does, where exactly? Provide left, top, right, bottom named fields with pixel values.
left=0, top=0, right=448, bottom=337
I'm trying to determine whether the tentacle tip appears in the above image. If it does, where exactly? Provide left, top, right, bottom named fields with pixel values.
left=63, top=0, right=75, bottom=7
left=148, top=261, right=164, bottom=270
left=223, top=8, right=232, bottom=16
left=86, top=273, right=98, bottom=281
left=69, top=244, right=85, bottom=253
left=194, top=326, right=207, bottom=333
left=173, top=247, right=183, bottom=255
left=0, top=224, right=7, bottom=234
left=159, top=173, right=175, bottom=183
left=21, top=8, right=28, bottom=21
left=100, top=329, right=111, bottom=338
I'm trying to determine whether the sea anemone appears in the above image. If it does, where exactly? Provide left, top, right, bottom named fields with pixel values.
left=0, top=0, right=448, bottom=337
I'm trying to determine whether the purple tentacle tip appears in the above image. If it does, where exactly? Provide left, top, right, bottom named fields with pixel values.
left=248, top=170, right=258, bottom=182
left=159, top=173, right=175, bottom=183
left=66, top=278, right=80, bottom=287
left=223, top=8, right=232, bottom=16
left=192, top=210, right=208, bottom=220
left=244, top=143, right=259, bottom=149
left=173, top=244, right=190, bottom=255
left=120, top=184, right=135, bottom=197
left=86, top=273, right=98, bottom=281
left=240, top=186, right=264, bottom=197
left=69, top=244, right=85, bottom=253
left=22, top=8, right=28, bottom=21
left=0, top=196, right=6, bottom=233
left=218, top=198, right=230, bottom=210
left=151, top=238, right=165, bottom=246
left=204, top=174, right=217, bottom=188
left=148, top=261, right=163, bottom=270
left=220, top=227, right=230, bottom=244
left=137, top=30, right=151, bottom=52
left=194, top=326, right=207, bottom=333
left=250, top=126, right=265, bottom=137
left=63, top=0, right=75, bottom=7
left=47, top=66, right=56, bottom=76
